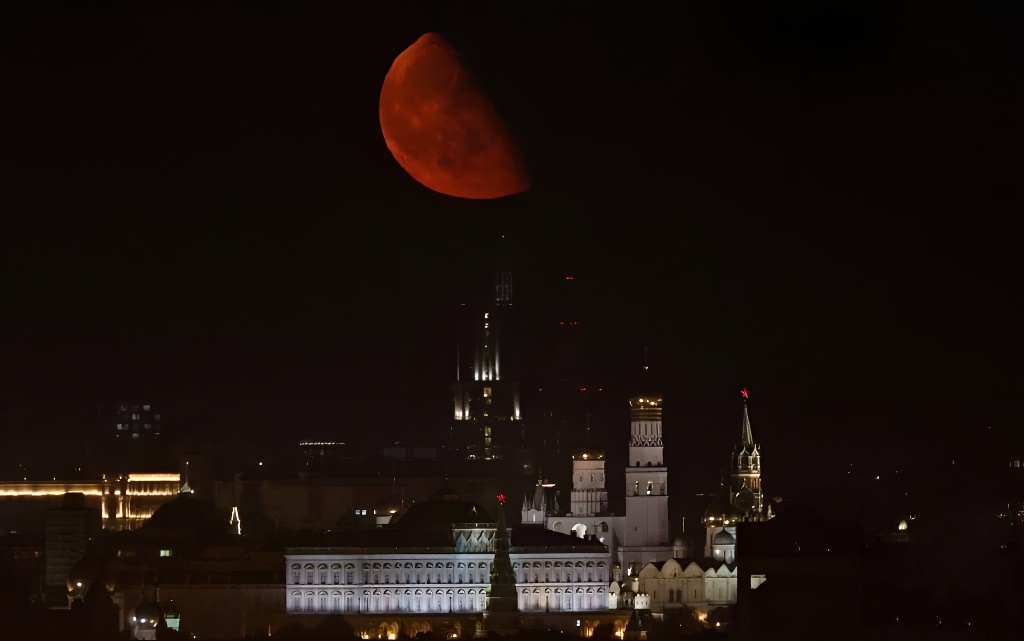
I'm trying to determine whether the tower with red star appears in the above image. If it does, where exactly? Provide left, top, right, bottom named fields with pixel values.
left=729, top=388, right=765, bottom=519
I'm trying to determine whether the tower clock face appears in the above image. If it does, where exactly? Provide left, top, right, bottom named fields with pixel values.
left=734, top=490, right=754, bottom=513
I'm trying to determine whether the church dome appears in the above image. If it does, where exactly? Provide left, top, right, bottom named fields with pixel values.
left=703, top=491, right=741, bottom=522
left=713, top=530, right=735, bottom=545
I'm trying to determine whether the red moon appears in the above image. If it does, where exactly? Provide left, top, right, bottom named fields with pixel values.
left=379, top=32, right=529, bottom=200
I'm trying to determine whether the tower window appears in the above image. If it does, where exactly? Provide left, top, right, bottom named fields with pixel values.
left=646, top=482, right=653, bottom=496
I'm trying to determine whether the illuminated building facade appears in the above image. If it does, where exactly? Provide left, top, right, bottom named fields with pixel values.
left=0, top=473, right=182, bottom=531
left=284, top=494, right=611, bottom=624
left=636, top=559, right=737, bottom=612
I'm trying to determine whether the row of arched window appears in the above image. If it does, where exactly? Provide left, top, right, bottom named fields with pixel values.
left=289, top=561, right=491, bottom=586
left=288, top=588, right=487, bottom=613
left=288, top=558, right=608, bottom=588
left=519, top=587, right=605, bottom=611
left=512, top=560, right=607, bottom=584
left=286, top=586, right=608, bottom=614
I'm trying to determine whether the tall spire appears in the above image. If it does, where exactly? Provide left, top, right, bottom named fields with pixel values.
left=740, top=388, right=754, bottom=450
left=484, top=495, right=520, bottom=636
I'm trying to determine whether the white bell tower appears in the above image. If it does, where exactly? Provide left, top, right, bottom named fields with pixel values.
left=622, top=395, right=670, bottom=572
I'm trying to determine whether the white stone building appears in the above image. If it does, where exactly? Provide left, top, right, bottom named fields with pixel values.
left=284, top=491, right=611, bottom=616
left=543, top=395, right=676, bottom=579
left=636, top=559, right=737, bottom=612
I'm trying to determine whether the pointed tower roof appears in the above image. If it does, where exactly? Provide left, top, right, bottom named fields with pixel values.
left=485, top=495, right=520, bottom=636
left=739, top=388, right=755, bottom=450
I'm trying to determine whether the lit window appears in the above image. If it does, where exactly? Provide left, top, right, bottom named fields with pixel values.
left=160, top=549, right=172, bottom=557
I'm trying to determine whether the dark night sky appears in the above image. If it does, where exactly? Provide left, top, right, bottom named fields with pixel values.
left=2, top=3, right=1021, bottom=499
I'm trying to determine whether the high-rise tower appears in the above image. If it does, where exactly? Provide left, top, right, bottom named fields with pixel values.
left=448, top=237, right=523, bottom=461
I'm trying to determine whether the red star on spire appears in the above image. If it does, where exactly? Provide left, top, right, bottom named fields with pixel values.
left=496, top=494, right=506, bottom=506
left=740, top=387, right=750, bottom=399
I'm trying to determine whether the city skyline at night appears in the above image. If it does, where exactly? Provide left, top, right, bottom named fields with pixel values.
left=2, top=5, right=1021, bottom=635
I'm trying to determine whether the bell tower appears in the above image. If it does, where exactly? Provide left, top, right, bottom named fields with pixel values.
left=622, top=395, right=670, bottom=573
